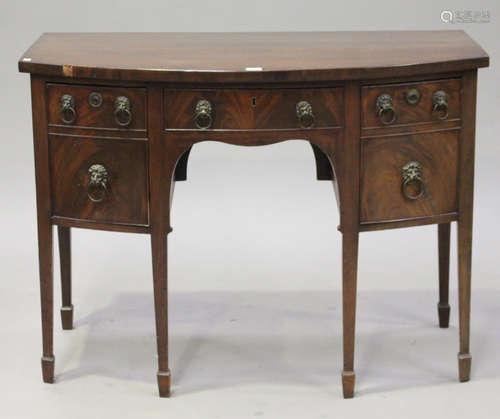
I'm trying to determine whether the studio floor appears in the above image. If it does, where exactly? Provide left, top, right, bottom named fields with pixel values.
left=3, top=288, right=500, bottom=419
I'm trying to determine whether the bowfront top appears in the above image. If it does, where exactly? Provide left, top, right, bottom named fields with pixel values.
left=19, top=31, right=489, bottom=83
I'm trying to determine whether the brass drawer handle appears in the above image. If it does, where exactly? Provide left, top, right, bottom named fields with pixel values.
left=432, top=90, right=449, bottom=120
left=376, top=93, right=396, bottom=125
left=296, top=100, right=315, bottom=128
left=59, top=94, right=76, bottom=124
left=194, top=99, right=212, bottom=129
left=402, top=161, right=425, bottom=200
left=114, top=96, right=132, bottom=127
left=87, top=164, right=109, bottom=203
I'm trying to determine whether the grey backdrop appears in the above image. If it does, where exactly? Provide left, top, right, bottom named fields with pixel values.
left=1, top=1, right=499, bottom=418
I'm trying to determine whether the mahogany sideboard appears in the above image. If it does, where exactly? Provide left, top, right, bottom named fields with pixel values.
left=19, top=31, right=489, bottom=398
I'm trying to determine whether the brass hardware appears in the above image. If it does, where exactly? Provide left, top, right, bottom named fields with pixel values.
left=59, top=94, right=76, bottom=124
left=114, top=96, right=132, bottom=126
left=405, top=88, right=421, bottom=105
left=376, top=93, right=396, bottom=125
left=402, top=161, right=425, bottom=200
left=88, top=92, right=103, bottom=108
left=296, top=100, right=315, bottom=128
left=252, top=97, right=257, bottom=107
left=432, top=90, right=449, bottom=120
left=194, top=99, right=212, bottom=129
left=87, top=164, right=109, bottom=203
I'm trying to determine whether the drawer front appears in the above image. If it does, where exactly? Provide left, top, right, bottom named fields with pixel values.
left=49, top=135, right=149, bottom=225
left=164, top=88, right=344, bottom=130
left=361, top=79, right=461, bottom=128
left=47, top=84, right=147, bottom=132
left=360, top=130, right=459, bottom=223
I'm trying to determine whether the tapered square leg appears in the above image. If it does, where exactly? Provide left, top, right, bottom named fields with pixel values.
left=151, top=231, right=171, bottom=398
left=437, top=223, right=451, bottom=328
left=58, top=226, right=73, bottom=330
left=455, top=70, right=477, bottom=384
left=342, top=371, right=355, bottom=398
left=32, top=76, right=56, bottom=386
left=338, top=81, right=361, bottom=399
left=41, top=356, right=55, bottom=383
left=157, top=370, right=172, bottom=397
left=38, top=222, right=55, bottom=383
left=342, top=232, right=359, bottom=399
left=148, top=86, right=184, bottom=398
left=60, top=305, right=73, bottom=330
left=437, top=303, right=450, bottom=329
left=457, top=217, right=473, bottom=383
left=458, top=353, right=472, bottom=382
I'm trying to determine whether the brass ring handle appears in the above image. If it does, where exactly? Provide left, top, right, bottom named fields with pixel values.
left=59, top=94, right=76, bottom=124
left=87, top=164, right=109, bottom=203
left=432, top=91, right=449, bottom=120
left=194, top=99, right=212, bottom=129
left=376, top=93, right=396, bottom=125
left=114, top=96, right=132, bottom=127
left=402, top=161, right=425, bottom=200
left=296, top=100, right=315, bottom=128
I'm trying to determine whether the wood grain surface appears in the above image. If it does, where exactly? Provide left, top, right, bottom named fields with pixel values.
left=361, top=79, right=461, bottom=128
left=19, top=31, right=488, bottom=82
left=49, top=135, right=149, bottom=225
left=360, top=130, right=459, bottom=222
left=165, top=88, right=344, bottom=130
left=47, top=83, right=147, bottom=133
left=19, top=31, right=488, bottom=399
